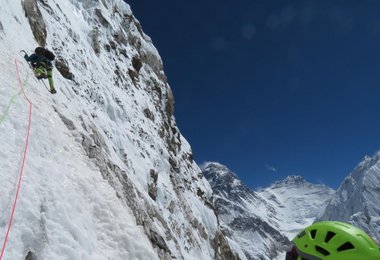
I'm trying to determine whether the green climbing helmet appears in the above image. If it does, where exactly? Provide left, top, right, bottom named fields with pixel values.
left=286, top=221, right=380, bottom=260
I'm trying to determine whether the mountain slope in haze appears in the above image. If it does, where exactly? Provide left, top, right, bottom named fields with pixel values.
left=318, top=151, right=380, bottom=243
left=0, top=1, right=236, bottom=259
left=257, top=175, right=335, bottom=239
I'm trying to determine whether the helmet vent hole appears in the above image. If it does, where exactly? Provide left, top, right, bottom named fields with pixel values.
left=315, top=245, right=330, bottom=256
left=325, top=231, right=336, bottom=243
left=297, top=230, right=306, bottom=238
left=337, top=242, right=355, bottom=251
left=310, top=229, right=317, bottom=239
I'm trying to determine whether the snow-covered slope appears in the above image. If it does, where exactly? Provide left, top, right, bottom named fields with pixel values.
left=318, top=151, right=380, bottom=243
left=257, top=175, right=335, bottom=239
left=0, top=1, right=236, bottom=259
left=202, top=162, right=335, bottom=260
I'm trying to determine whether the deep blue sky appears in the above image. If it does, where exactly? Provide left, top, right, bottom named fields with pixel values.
left=127, top=0, right=380, bottom=189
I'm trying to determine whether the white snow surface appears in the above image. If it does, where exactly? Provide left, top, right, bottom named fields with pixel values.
left=318, top=151, right=380, bottom=243
left=0, top=0, right=222, bottom=259
left=257, top=175, right=335, bottom=239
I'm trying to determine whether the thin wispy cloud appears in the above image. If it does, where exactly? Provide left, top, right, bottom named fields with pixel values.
left=265, top=164, right=278, bottom=173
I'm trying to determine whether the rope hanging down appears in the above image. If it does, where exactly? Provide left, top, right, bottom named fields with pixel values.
left=0, top=60, right=33, bottom=260
left=0, top=72, right=30, bottom=126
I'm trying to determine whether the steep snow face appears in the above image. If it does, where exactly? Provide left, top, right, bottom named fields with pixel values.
left=0, top=0, right=233, bottom=259
left=202, top=163, right=335, bottom=260
left=318, top=152, right=380, bottom=243
left=203, top=163, right=290, bottom=260
left=258, top=175, right=335, bottom=239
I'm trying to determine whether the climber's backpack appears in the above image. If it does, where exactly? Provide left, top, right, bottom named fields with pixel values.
left=35, top=47, right=55, bottom=61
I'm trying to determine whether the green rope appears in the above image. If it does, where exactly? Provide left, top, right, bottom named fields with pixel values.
left=0, top=73, right=30, bottom=126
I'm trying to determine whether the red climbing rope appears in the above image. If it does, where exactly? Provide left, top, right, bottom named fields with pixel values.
left=0, top=60, right=33, bottom=260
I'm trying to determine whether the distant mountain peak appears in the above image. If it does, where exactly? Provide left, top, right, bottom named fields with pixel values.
left=202, top=162, right=238, bottom=179
left=201, top=161, right=227, bottom=171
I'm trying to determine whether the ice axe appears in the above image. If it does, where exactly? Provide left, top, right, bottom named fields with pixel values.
left=20, top=50, right=28, bottom=59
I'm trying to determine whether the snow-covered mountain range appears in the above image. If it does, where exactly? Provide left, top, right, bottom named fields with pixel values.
left=202, top=154, right=380, bottom=260
left=202, top=162, right=335, bottom=260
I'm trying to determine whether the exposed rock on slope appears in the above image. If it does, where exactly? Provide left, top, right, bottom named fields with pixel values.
left=22, top=0, right=47, bottom=47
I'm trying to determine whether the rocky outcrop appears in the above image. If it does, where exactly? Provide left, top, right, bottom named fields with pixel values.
left=212, top=231, right=239, bottom=260
left=25, top=251, right=38, bottom=260
left=91, top=28, right=101, bottom=56
left=23, top=0, right=47, bottom=47
left=94, top=8, right=110, bottom=28
left=148, top=169, right=158, bottom=200
left=55, top=57, right=74, bottom=80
